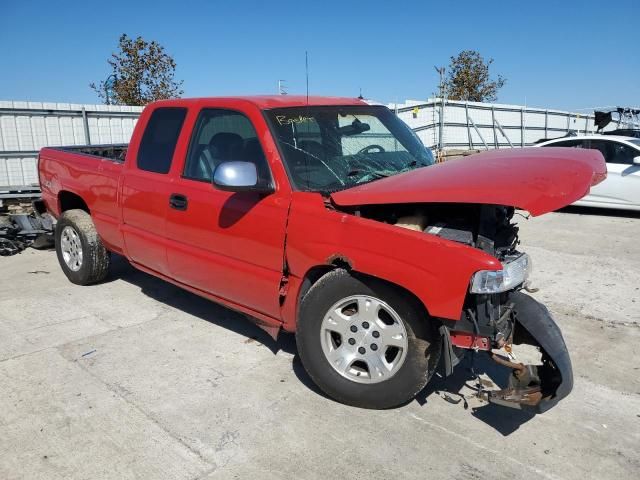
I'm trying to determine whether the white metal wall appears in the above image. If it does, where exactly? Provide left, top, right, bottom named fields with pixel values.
left=389, top=99, right=607, bottom=150
left=0, top=101, right=142, bottom=190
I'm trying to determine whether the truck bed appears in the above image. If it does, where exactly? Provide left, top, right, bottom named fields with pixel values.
left=48, top=144, right=128, bottom=163
left=39, top=144, right=126, bottom=253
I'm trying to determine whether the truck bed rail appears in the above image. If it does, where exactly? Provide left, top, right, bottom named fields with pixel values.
left=45, top=144, right=129, bottom=163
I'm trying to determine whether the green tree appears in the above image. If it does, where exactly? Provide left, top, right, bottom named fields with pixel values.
left=90, top=34, right=184, bottom=106
left=443, top=50, right=506, bottom=102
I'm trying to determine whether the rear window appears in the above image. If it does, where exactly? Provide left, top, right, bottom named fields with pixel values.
left=137, top=107, right=187, bottom=174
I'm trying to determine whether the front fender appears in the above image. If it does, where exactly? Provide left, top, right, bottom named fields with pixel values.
left=284, top=193, right=501, bottom=325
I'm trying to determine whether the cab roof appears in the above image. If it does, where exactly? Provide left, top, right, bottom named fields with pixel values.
left=152, top=95, right=368, bottom=110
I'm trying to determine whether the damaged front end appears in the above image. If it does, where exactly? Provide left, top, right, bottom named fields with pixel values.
left=434, top=205, right=573, bottom=413
left=483, top=292, right=573, bottom=413
left=445, top=289, right=573, bottom=413
left=325, top=148, right=601, bottom=412
left=348, top=202, right=573, bottom=412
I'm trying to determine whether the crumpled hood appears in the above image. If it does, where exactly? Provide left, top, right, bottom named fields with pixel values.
left=330, top=147, right=606, bottom=216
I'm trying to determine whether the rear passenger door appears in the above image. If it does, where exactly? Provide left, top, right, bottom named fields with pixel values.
left=165, top=108, right=290, bottom=319
left=121, top=107, right=187, bottom=276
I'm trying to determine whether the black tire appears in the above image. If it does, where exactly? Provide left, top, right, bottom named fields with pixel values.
left=55, top=209, right=110, bottom=285
left=296, top=269, right=441, bottom=409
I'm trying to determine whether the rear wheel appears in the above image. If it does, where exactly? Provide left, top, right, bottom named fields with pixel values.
left=296, top=270, right=441, bottom=409
left=55, top=209, right=110, bottom=285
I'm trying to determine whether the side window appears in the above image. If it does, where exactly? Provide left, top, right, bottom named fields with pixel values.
left=596, top=141, right=636, bottom=165
left=137, top=108, right=187, bottom=174
left=546, top=139, right=584, bottom=148
left=184, top=109, right=270, bottom=182
left=587, top=140, right=613, bottom=163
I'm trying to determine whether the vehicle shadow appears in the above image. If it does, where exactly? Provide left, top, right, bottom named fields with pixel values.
left=107, top=255, right=337, bottom=398
left=107, top=255, right=535, bottom=434
left=414, top=353, right=535, bottom=435
left=558, top=205, right=640, bottom=219
left=107, top=255, right=296, bottom=356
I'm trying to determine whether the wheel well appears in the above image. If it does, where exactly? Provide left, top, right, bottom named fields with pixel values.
left=297, top=265, right=335, bottom=311
left=296, top=265, right=432, bottom=325
left=59, top=191, right=89, bottom=214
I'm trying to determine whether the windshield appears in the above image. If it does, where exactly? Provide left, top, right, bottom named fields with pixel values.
left=629, top=139, right=640, bottom=148
left=265, top=105, right=434, bottom=192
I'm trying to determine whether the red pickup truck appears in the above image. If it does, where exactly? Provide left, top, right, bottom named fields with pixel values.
left=38, top=96, right=605, bottom=412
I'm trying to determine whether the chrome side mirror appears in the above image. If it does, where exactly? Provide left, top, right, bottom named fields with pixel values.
left=212, top=161, right=274, bottom=193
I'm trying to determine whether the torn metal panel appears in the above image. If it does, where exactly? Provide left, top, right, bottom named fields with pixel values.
left=325, top=253, right=353, bottom=269
left=481, top=292, right=573, bottom=413
left=449, top=331, right=491, bottom=351
left=245, top=314, right=281, bottom=341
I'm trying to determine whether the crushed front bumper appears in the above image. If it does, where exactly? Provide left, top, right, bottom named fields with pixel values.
left=486, top=292, right=573, bottom=413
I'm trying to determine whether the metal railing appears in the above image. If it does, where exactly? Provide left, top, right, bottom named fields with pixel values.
left=0, top=101, right=141, bottom=196
left=390, top=98, right=603, bottom=151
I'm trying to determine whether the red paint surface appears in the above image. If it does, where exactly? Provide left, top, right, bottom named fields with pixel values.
left=282, top=191, right=500, bottom=328
left=331, top=147, right=606, bottom=216
left=449, top=331, right=491, bottom=351
left=38, top=96, right=605, bottom=333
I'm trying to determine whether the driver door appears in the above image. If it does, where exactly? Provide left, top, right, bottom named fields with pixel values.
left=165, top=108, right=290, bottom=319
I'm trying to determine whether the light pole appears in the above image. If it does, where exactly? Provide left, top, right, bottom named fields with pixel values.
left=278, top=80, right=288, bottom=95
left=433, top=66, right=446, bottom=155
left=433, top=66, right=446, bottom=99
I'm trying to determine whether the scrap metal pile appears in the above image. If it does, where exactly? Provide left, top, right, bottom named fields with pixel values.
left=0, top=209, right=55, bottom=256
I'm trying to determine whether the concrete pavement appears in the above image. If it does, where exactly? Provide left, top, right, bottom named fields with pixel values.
left=1, top=207, right=639, bottom=479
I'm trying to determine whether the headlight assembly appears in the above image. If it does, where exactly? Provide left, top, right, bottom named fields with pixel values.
left=470, top=253, right=532, bottom=294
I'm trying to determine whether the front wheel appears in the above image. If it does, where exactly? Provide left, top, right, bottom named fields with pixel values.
left=55, top=209, right=110, bottom=285
left=296, top=270, right=441, bottom=409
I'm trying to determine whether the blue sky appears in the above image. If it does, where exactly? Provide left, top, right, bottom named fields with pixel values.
left=1, top=0, right=638, bottom=111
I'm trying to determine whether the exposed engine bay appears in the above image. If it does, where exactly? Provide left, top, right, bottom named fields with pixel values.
left=335, top=202, right=571, bottom=412
left=354, top=202, right=520, bottom=257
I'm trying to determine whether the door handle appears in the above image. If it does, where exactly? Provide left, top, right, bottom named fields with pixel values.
left=169, top=193, right=188, bottom=211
